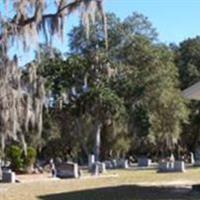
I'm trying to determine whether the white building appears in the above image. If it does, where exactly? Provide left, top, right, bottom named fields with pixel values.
left=182, top=82, right=200, bottom=100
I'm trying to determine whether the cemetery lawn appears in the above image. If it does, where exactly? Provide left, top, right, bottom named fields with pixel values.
left=2, top=168, right=200, bottom=200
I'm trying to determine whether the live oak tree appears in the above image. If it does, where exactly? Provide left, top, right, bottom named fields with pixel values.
left=0, top=0, right=107, bottom=153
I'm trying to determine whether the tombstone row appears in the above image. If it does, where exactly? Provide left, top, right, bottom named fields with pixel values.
left=158, top=161, right=185, bottom=173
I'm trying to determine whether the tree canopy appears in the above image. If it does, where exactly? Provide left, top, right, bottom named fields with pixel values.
left=0, top=4, right=199, bottom=164
left=33, top=12, right=189, bottom=162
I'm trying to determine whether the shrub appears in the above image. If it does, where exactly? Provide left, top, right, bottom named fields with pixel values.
left=24, top=147, right=37, bottom=169
left=6, top=145, right=23, bottom=171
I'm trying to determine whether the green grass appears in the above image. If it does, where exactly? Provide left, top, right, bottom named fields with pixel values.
left=3, top=168, right=200, bottom=200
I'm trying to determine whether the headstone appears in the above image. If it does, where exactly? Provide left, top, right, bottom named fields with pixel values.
left=138, top=157, right=151, bottom=167
left=169, top=161, right=174, bottom=169
left=93, top=162, right=100, bottom=176
left=158, top=161, right=169, bottom=172
left=105, top=161, right=113, bottom=169
left=111, top=159, right=117, bottom=168
left=169, top=154, right=175, bottom=162
left=193, top=149, right=200, bottom=166
left=174, top=161, right=185, bottom=172
left=2, top=170, right=16, bottom=183
left=117, top=159, right=129, bottom=169
left=56, top=162, right=79, bottom=179
left=158, top=161, right=185, bottom=173
left=91, top=162, right=106, bottom=175
left=88, top=154, right=95, bottom=170
left=194, top=160, right=200, bottom=166
left=99, top=162, right=106, bottom=173
left=123, top=160, right=129, bottom=169
left=195, top=147, right=200, bottom=165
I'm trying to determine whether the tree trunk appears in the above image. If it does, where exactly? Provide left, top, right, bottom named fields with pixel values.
left=93, top=122, right=102, bottom=176
left=95, top=122, right=102, bottom=162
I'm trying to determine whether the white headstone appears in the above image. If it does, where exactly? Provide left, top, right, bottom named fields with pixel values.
left=99, top=162, right=106, bottom=173
left=123, top=160, right=129, bottom=169
left=88, top=154, right=95, bottom=169
left=94, top=162, right=100, bottom=176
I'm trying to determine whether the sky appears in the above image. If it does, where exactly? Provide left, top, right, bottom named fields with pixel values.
left=6, top=0, right=200, bottom=66
left=104, top=0, right=200, bottom=44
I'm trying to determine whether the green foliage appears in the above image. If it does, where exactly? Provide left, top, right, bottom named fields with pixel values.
left=176, top=36, right=200, bottom=89
left=69, top=12, right=158, bottom=56
left=175, top=37, right=200, bottom=152
left=6, top=145, right=37, bottom=172
left=35, top=11, right=190, bottom=160
left=112, top=135, right=131, bottom=158
left=41, top=138, right=69, bottom=161
left=6, top=145, right=23, bottom=171
left=110, top=35, right=188, bottom=154
left=24, top=147, right=37, bottom=168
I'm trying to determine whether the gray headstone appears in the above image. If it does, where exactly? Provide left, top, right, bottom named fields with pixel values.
left=117, top=159, right=129, bottom=169
left=158, top=161, right=168, bottom=172
left=91, top=162, right=106, bottom=175
left=56, top=162, right=79, bottom=179
left=105, top=161, right=113, bottom=169
left=194, top=160, right=200, bottom=166
left=111, top=159, right=117, bottom=168
left=195, top=147, right=200, bottom=161
left=174, top=161, right=185, bottom=172
left=2, top=170, right=16, bottom=183
left=194, top=149, right=200, bottom=166
left=158, top=161, right=185, bottom=173
left=138, top=158, right=151, bottom=167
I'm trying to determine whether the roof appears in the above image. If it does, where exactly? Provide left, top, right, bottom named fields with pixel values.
left=182, top=81, right=200, bottom=100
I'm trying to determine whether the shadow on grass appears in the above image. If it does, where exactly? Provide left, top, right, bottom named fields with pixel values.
left=38, top=185, right=200, bottom=200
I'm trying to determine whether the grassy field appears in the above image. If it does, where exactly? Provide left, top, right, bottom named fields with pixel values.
left=2, top=168, right=200, bottom=200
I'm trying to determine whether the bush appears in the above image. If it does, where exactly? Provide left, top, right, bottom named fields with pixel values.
left=24, top=147, right=37, bottom=168
left=6, top=145, right=23, bottom=171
